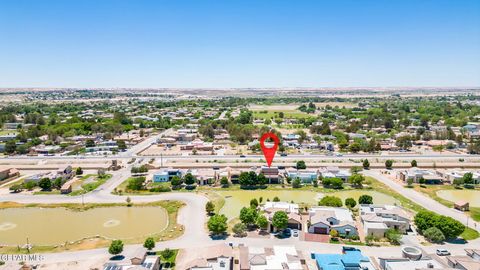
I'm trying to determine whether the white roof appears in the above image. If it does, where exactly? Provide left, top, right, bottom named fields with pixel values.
left=364, top=222, right=388, bottom=229
left=250, top=246, right=302, bottom=270
left=385, top=259, right=443, bottom=270
left=263, top=202, right=299, bottom=214
left=309, top=206, right=354, bottom=222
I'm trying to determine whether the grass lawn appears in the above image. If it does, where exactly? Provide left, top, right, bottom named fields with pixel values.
left=69, top=174, right=112, bottom=196
left=461, top=227, right=480, bottom=240
left=114, top=177, right=172, bottom=195
left=157, top=249, right=178, bottom=269
left=365, top=176, right=425, bottom=212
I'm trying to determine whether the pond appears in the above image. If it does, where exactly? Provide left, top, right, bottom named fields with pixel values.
left=0, top=206, right=168, bottom=245
left=216, top=189, right=399, bottom=219
left=436, top=189, right=480, bottom=207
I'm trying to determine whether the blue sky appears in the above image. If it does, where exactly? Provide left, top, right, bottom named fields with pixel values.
left=0, top=0, right=479, bottom=88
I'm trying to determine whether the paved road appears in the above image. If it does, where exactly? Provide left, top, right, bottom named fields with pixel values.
left=3, top=152, right=478, bottom=160
left=363, top=170, right=478, bottom=230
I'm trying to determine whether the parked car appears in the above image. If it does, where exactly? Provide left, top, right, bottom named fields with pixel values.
left=282, top=229, right=292, bottom=238
left=280, top=152, right=288, bottom=156
left=239, top=155, right=246, bottom=158
left=436, top=249, right=450, bottom=256
left=292, top=229, right=299, bottom=237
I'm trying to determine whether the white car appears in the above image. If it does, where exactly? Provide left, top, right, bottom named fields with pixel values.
left=436, top=249, right=450, bottom=256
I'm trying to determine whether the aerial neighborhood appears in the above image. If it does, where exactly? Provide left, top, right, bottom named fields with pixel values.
left=0, top=89, right=479, bottom=270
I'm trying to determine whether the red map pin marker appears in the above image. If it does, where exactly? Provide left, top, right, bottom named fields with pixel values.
left=260, top=132, right=280, bottom=167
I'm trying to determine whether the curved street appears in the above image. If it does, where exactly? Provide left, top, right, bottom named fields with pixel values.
left=1, top=167, right=479, bottom=268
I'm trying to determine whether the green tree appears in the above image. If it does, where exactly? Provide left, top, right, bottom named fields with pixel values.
left=385, top=160, right=393, bottom=169
left=127, top=176, right=145, bottom=190
left=385, top=229, right=401, bottom=245
left=348, top=174, right=365, bottom=187
left=396, top=135, right=412, bottom=150
left=407, top=178, right=414, bottom=187
left=292, top=178, right=301, bottom=188
left=76, top=167, right=83, bottom=175
left=330, top=229, right=339, bottom=239
left=273, top=196, right=280, bottom=202
left=256, top=215, right=268, bottom=230
left=207, top=214, right=228, bottom=235
left=38, top=178, right=52, bottom=190
left=5, top=140, right=16, bottom=154
left=318, top=196, right=343, bottom=207
left=170, top=176, right=183, bottom=187
left=183, top=173, right=196, bottom=186
left=411, top=160, right=417, bottom=167
left=53, top=177, right=63, bottom=189
left=143, top=237, right=155, bottom=251
left=220, top=176, right=229, bottom=187
left=423, top=227, right=445, bottom=243
left=345, top=198, right=357, bottom=208
left=453, top=178, right=464, bottom=187
left=205, top=201, right=215, bottom=215
left=322, top=177, right=343, bottom=189
left=9, top=184, right=23, bottom=193
left=358, top=194, right=373, bottom=204
left=362, top=159, right=370, bottom=169
left=271, top=211, right=288, bottom=231
left=108, top=240, right=124, bottom=255
left=239, top=207, right=258, bottom=226
left=295, top=130, right=307, bottom=144
left=414, top=210, right=465, bottom=239
left=462, top=172, right=474, bottom=185
left=296, top=160, right=306, bottom=169
left=250, top=198, right=259, bottom=208
left=257, top=173, right=267, bottom=186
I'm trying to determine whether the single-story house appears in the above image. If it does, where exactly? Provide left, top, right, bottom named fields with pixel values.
left=308, top=207, right=357, bottom=236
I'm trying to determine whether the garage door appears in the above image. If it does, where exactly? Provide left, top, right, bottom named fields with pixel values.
left=314, top=227, right=328, bottom=234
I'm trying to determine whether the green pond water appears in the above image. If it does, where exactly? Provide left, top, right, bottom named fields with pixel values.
left=217, top=189, right=399, bottom=219
left=0, top=206, right=168, bottom=245
left=436, top=189, right=480, bottom=207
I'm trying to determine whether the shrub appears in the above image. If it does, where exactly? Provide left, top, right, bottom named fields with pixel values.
left=358, top=194, right=373, bottom=204
left=232, top=223, right=247, bottom=236
left=160, top=248, right=174, bottom=259
left=127, top=176, right=145, bottom=191
left=292, top=178, right=301, bottom=188
left=149, top=186, right=171, bottom=192
left=108, top=240, right=124, bottom=255
left=414, top=210, right=465, bottom=239
left=423, top=227, right=445, bottom=243
left=385, top=160, right=393, bottom=169
left=345, top=198, right=357, bottom=208
left=319, top=196, right=343, bottom=207
left=385, top=229, right=401, bottom=245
